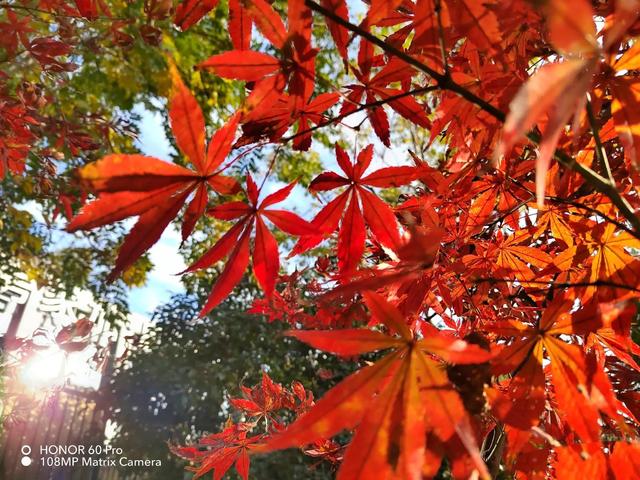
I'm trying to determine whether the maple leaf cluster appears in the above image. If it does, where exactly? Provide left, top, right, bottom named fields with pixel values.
left=0, top=18, right=87, bottom=183
left=171, top=373, right=337, bottom=480
left=5, top=0, right=640, bottom=477
left=0, top=0, right=179, bottom=189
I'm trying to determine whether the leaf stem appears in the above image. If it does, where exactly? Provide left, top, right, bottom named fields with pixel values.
left=434, top=0, right=449, bottom=77
left=586, top=98, right=615, bottom=184
left=474, top=278, right=640, bottom=294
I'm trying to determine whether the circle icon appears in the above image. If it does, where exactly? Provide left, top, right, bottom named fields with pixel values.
left=20, top=446, right=32, bottom=467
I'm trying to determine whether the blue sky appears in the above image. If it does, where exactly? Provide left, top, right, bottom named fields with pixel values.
left=123, top=0, right=415, bottom=316
left=127, top=106, right=187, bottom=315
left=126, top=105, right=318, bottom=315
left=17, top=103, right=410, bottom=318
left=126, top=106, right=331, bottom=315
left=127, top=87, right=413, bottom=316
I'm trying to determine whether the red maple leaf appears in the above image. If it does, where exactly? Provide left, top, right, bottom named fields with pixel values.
left=67, top=65, right=240, bottom=280
left=292, top=144, right=419, bottom=275
left=185, top=175, right=316, bottom=315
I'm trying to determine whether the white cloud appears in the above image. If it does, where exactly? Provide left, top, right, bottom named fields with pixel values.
left=126, top=105, right=187, bottom=316
left=128, top=225, right=186, bottom=315
left=133, top=103, right=175, bottom=159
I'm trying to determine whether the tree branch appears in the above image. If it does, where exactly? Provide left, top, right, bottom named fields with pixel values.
left=506, top=175, right=638, bottom=238
left=474, top=278, right=640, bottom=295
left=305, top=0, right=640, bottom=236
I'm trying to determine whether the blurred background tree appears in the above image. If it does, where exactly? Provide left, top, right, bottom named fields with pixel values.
left=108, top=280, right=352, bottom=479
left=0, top=0, right=345, bottom=324
left=0, top=3, right=351, bottom=475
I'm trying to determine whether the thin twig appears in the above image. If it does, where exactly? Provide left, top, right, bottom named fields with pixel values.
left=586, top=98, right=615, bottom=184
left=0, top=3, right=121, bottom=21
left=550, top=196, right=636, bottom=235
left=281, top=84, right=440, bottom=142
left=473, top=278, right=640, bottom=294
left=506, top=175, right=638, bottom=237
left=259, top=146, right=282, bottom=192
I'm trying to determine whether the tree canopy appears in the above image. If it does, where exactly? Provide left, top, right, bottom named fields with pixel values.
left=109, top=285, right=350, bottom=479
